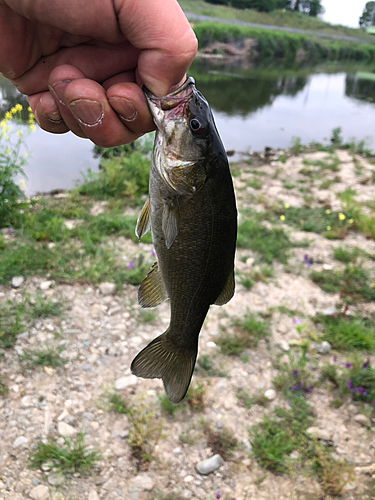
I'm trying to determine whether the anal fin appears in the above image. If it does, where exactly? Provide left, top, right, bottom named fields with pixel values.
left=138, top=262, right=168, bottom=308
left=214, top=269, right=235, bottom=306
left=162, top=198, right=180, bottom=249
left=135, top=197, right=151, bottom=239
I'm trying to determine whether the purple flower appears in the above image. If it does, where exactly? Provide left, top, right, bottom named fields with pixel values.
left=363, top=359, right=370, bottom=368
left=305, top=353, right=310, bottom=359
left=306, top=385, right=314, bottom=393
left=357, top=387, right=365, bottom=394
left=215, top=491, right=222, bottom=500
left=345, top=362, right=352, bottom=369
left=127, top=261, right=134, bottom=269
left=293, top=318, right=301, bottom=324
left=347, top=380, right=356, bottom=393
left=149, top=249, right=156, bottom=257
left=6, top=228, right=12, bottom=235
left=292, top=369, right=298, bottom=376
left=262, top=231, right=268, bottom=237
left=303, top=254, right=312, bottom=267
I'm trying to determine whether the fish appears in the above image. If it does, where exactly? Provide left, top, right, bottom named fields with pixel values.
left=131, top=77, right=237, bottom=404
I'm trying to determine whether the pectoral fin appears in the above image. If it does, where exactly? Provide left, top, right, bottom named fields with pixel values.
left=162, top=198, right=180, bottom=249
left=214, top=270, right=235, bottom=306
left=135, top=197, right=151, bottom=239
left=138, top=262, right=168, bottom=308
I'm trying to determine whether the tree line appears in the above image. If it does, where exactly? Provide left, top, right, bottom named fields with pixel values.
left=204, top=0, right=324, bottom=16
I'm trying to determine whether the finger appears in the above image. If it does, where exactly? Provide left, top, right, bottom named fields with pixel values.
left=48, top=65, right=89, bottom=138
left=62, top=78, right=144, bottom=147
left=116, top=0, right=198, bottom=96
left=106, top=81, right=155, bottom=136
left=28, top=92, right=69, bottom=134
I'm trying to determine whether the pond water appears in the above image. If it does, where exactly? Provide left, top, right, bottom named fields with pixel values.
left=1, top=61, right=375, bottom=195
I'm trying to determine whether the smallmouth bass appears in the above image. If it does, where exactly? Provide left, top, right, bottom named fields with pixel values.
left=131, top=77, right=237, bottom=403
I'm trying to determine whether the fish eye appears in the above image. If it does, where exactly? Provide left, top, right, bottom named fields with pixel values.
left=190, top=118, right=201, bottom=131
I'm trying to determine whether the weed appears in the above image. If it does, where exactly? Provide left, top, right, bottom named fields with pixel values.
left=246, top=178, right=263, bottom=190
left=236, top=388, right=268, bottom=409
left=238, top=265, right=274, bottom=289
left=275, top=305, right=302, bottom=317
left=158, top=394, right=182, bottom=417
left=19, top=345, right=67, bottom=369
left=138, top=309, right=158, bottom=324
left=316, top=314, right=375, bottom=351
left=100, top=392, right=133, bottom=415
left=330, top=127, right=343, bottom=146
left=195, top=354, right=226, bottom=377
left=278, top=154, right=287, bottom=163
left=217, top=311, right=270, bottom=356
left=275, top=206, right=347, bottom=235
left=249, top=394, right=312, bottom=474
left=184, top=381, right=206, bottom=411
left=291, top=137, right=303, bottom=155
left=203, top=422, right=238, bottom=460
left=149, top=491, right=184, bottom=500
left=0, top=376, right=8, bottom=396
left=272, top=346, right=314, bottom=396
left=310, top=265, right=375, bottom=303
left=179, top=428, right=199, bottom=446
left=127, top=404, right=164, bottom=467
left=237, top=215, right=294, bottom=264
left=333, top=246, right=362, bottom=263
left=29, top=432, right=100, bottom=475
left=311, top=441, right=354, bottom=496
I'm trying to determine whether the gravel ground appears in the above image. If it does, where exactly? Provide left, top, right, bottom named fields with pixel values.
left=1, top=148, right=375, bottom=500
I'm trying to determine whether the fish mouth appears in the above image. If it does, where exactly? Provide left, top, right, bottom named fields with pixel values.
left=143, top=77, right=195, bottom=127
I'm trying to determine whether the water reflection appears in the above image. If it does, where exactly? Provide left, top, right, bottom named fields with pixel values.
left=345, top=74, right=375, bottom=104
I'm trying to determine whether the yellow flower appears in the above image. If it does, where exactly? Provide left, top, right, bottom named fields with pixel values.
left=338, top=213, right=346, bottom=221
left=300, top=219, right=303, bottom=224
left=280, top=215, right=285, bottom=221
left=348, top=219, right=354, bottom=224
left=284, top=204, right=290, bottom=209
left=5, top=147, right=10, bottom=155
left=29, top=124, right=36, bottom=132
left=19, top=179, right=26, bottom=189
left=325, top=209, right=331, bottom=214
left=27, top=106, right=32, bottom=112
left=23, top=152, right=28, bottom=158
left=326, top=226, right=331, bottom=231
left=370, top=283, right=375, bottom=288
left=17, top=130, right=23, bottom=138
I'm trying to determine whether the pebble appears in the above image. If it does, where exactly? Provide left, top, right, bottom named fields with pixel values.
left=11, top=276, right=24, bottom=288
left=311, top=341, right=331, bottom=354
left=196, top=454, right=223, bottom=475
left=32, top=478, right=39, bottom=486
left=278, top=340, right=290, bottom=352
left=321, top=307, right=338, bottom=316
left=47, top=473, right=64, bottom=486
left=99, top=282, right=116, bottom=296
left=290, top=450, right=300, bottom=459
left=58, top=421, right=76, bottom=437
left=306, top=427, right=331, bottom=441
left=264, top=389, right=276, bottom=401
left=88, top=490, right=101, bottom=500
left=129, top=474, right=155, bottom=491
left=115, top=375, right=137, bottom=390
left=13, top=436, right=29, bottom=448
left=354, top=414, right=370, bottom=428
left=40, top=280, right=53, bottom=291
left=29, top=485, right=49, bottom=500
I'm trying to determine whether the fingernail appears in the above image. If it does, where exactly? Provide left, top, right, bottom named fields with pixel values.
left=68, top=99, right=104, bottom=127
left=50, top=80, right=72, bottom=104
left=108, top=97, right=137, bottom=122
left=46, top=111, right=62, bottom=123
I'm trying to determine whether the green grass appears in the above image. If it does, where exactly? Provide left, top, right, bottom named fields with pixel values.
left=314, top=314, right=375, bottom=351
left=0, top=376, right=8, bottom=396
left=0, top=296, right=64, bottom=348
left=237, top=214, right=295, bottom=264
left=158, top=394, right=183, bottom=417
left=236, top=388, right=268, bottom=408
left=277, top=206, right=351, bottom=236
left=195, top=354, right=226, bottom=377
left=333, top=246, right=362, bottom=263
left=203, top=421, right=238, bottom=460
left=250, top=394, right=312, bottom=474
left=29, top=433, right=101, bottom=475
left=217, top=311, right=270, bottom=355
left=272, top=347, right=314, bottom=396
left=100, top=392, right=134, bottom=415
left=18, top=345, right=68, bottom=369
left=310, top=265, right=375, bottom=303
left=238, top=265, right=274, bottom=289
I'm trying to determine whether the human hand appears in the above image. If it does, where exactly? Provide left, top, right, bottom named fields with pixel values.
left=0, top=0, right=197, bottom=146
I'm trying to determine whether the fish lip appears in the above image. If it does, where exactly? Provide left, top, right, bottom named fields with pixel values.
left=143, top=77, right=195, bottom=101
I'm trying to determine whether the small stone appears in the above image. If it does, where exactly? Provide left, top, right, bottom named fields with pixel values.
left=129, top=474, right=155, bottom=491
left=29, top=485, right=49, bottom=500
left=196, top=454, right=223, bottom=475
left=354, top=414, right=370, bottom=427
left=99, top=282, right=116, bottom=296
left=264, top=389, right=276, bottom=401
left=32, top=478, right=39, bottom=486
left=40, top=281, right=53, bottom=291
left=323, top=264, right=334, bottom=271
left=16, top=331, right=29, bottom=339
left=311, top=341, right=331, bottom=354
left=13, top=436, right=29, bottom=448
left=290, top=450, right=300, bottom=459
left=115, top=375, right=137, bottom=390
left=321, top=307, right=338, bottom=316
left=306, top=427, right=331, bottom=441
left=21, top=395, right=34, bottom=407
left=278, top=340, right=290, bottom=352
left=88, top=490, right=100, bottom=500
left=47, top=473, right=64, bottom=486
left=184, top=475, right=194, bottom=482
left=11, top=276, right=24, bottom=288
left=63, top=219, right=83, bottom=230
left=58, top=421, right=76, bottom=437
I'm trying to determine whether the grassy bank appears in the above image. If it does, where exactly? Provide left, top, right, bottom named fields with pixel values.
left=180, top=0, right=374, bottom=42
left=193, top=22, right=375, bottom=64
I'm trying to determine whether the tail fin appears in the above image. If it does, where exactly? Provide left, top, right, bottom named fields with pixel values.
left=130, top=332, right=197, bottom=404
